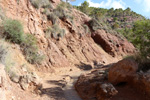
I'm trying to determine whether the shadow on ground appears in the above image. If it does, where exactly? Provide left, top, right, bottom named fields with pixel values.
left=41, top=87, right=66, bottom=100
left=40, top=80, right=67, bottom=100
left=39, top=62, right=116, bottom=100
left=75, top=62, right=93, bottom=71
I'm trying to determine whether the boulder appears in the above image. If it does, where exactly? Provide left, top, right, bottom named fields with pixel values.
left=108, top=58, right=138, bottom=85
left=92, top=29, right=136, bottom=57
left=19, top=72, right=41, bottom=90
left=75, top=69, right=118, bottom=100
left=10, top=73, right=20, bottom=83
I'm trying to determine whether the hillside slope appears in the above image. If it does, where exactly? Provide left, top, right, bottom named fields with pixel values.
left=0, top=0, right=137, bottom=100
left=0, top=0, right=135, bottom=69
left=75, top=1, right=145, bottom=40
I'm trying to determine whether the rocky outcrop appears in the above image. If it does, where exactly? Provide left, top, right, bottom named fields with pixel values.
left=108, top=58, right=138, bottom=85
left=19, top=72, right=41, bottom=90
left=75, top=58, right=150, bottom=100
left=75, top=69, right=118, bottom=100
left=92, top=29, right=135, bottom=57
left=10, top=72, right=41, bottom=91
left=108, top=59, right=150, bottom=99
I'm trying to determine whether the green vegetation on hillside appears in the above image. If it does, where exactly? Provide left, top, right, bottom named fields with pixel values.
left=3, top=19, right=24, bottom=44
left=30, top=1, right=74, bottom=39
left=46, top=24, right=66, bottom=39
left=30, top=0, right=53, bottom=9
left=2, top=19, right=44, bottom=64
left=123, top=19, right=150, bottom=71
left=132, top=20, right=150, bottom=58
left=75, top=1, right=144, bottom=36
left=76, top=1, right=150, bottom=71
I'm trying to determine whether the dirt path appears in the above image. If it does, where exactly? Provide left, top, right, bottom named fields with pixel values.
left=39, top=67, right=87, bottom=100
left=36, top=66, right=148, bottom=100
left=62, top=71, right=82, bottom=100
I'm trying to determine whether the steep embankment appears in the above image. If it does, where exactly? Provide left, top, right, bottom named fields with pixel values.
left=0, top=0, right=137, bottom=100
left=0, top=0, right=135, bottom=70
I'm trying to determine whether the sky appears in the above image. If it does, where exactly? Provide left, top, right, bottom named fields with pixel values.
left=70, top=0, right=150, bottom=18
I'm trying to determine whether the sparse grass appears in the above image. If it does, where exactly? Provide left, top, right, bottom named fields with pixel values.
left=47, top=13, right=58, bottom=25
left=21, top=34, right=44, bottom=64
left=0, top=40, right=15, bottom=73
left=83, top=24, right=91, bottom=34
left=58, top=29, right=66, bottom=38
left=57, top=1, right=73, bottom=9
left=54, top=2, right=74, bottom=23
left=30, top=0, right=53, bottom=9
left=42, top=8, right=50, bottom=15
left=54, top=6, right=67, bottom=19
left=45, top=24, right=66, bottom=39
left=88, top=19, right=101, bottom=31
left=30, top=0, right=41, bottom=9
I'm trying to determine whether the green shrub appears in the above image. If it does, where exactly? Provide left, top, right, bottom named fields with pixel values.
left=83, top=24, right=91, bottom=34
left=3, top=19, right=24, bottom=44
left=30, top=0, right=41, bottom=9
left=55, top=2, right=73, bottom=19
left=53, top=2, right=74, bottom=23
left=2, top=19, right=43, bottom=64
left=54, top=6, right=67, bottom=19
left=57, top=1, right=73, bottom=9
left=112, top=23, right=119, bottom=29
left=113, top=17, right=118, bottom=21
left=22, top=34, right=44, bottom=64
left=58, top=29, right=66, bottom=38
left=41, top=0, right=53, bottom=9
left=45, top=25, right=66, bottom=39
left=47, top=13, right=58, bottom=25
left=88, top=19, right=101, bottom=31
left=30, top=0, right=52, bottom=9
left=42, top=8, right=50, bottom=15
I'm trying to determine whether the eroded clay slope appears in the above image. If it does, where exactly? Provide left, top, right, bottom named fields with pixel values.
left=0, top=0, right=135, bottom=71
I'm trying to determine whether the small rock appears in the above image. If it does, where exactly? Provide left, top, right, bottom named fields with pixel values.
left=69, top=69, right=73, bottom=71
left=10, top=74, right=20, bottom=83
left=22, top=67, right=27, bottom=72
left=19, top=76, right=29, bottom=90
left=11, top=96, right=15, bottom=100
left=19, top=73, right=41, bottom=91
left=98, top=70, right=106, bottom=74
left=63, top=76, right=72, bottom=83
